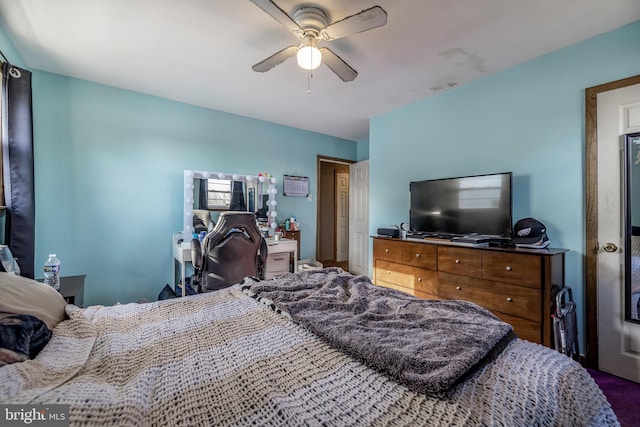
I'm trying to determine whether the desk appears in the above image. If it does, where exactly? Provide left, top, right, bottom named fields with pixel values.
left=172, top=234, right=192, bottom=297
left=264, top=238, right=298, bottom=279
left=172, top=234, right=299, bottom=296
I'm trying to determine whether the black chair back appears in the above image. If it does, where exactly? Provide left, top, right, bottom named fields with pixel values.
left=192, top=211, right=267, bottom=292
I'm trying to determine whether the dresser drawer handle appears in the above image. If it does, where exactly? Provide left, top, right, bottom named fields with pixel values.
left=387, top=271, right=391, bottom=274
left=456, top=286, right=462, bottom=291
left=455, top=259, right=461, bottom=264
left=416, top=253, right=420, bottom=258
left=385, top=249, right=389, bottom=253
left=505, top=266, right=512, bottom=271
left=272, top=257, right=286, bottom=261
left=506, top=297, right=513, bottom=302
left=417, top=277, right=422, bottom=282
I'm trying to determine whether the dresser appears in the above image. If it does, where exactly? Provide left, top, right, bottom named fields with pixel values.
left=372, top=236, right=567, bottom=347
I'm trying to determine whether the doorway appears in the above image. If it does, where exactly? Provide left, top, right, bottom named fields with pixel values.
left=585, top=74, right=640, bottom=380
left=317, top=156, right=354, bottom=270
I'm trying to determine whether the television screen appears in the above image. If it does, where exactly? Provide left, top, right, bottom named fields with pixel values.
left=410, top=172, right=512, bottom=238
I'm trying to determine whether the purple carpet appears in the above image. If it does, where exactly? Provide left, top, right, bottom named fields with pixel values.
left=588, top=368, right=640, bottom=427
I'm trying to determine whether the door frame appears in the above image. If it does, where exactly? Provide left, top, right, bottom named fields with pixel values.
left=585, top=73, right=640, bottom=368
left=316, top=155, right=354, bottom=263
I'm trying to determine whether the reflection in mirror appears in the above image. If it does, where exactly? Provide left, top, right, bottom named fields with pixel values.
left=193, top=178, right=236, bottom=211
left=192, top=179, right=254, bottom=232
left=624, top=132, right=640, bottom=323
left=183, top=170, right=277, bottom=244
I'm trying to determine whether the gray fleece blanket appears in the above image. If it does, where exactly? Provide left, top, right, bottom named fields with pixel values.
left=241, top=267, right=514, bottom=397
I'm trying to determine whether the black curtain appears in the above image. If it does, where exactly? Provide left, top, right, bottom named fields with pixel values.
left=2, top=63, right=35, bottom=278
left=229, top=181, right=246, bottom=211
left=197, top=178, right=208, bottom=210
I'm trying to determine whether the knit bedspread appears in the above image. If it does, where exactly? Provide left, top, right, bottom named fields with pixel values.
left=241, top=268, right=514, bottom=397
left=0, top=280, right=618, bottom=426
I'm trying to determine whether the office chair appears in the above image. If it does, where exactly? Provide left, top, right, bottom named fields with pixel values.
left=191, top=211, right=267, bottom=292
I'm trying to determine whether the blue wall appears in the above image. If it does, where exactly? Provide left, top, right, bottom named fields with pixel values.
left=3, top=18, right=640, bottom=347
left=370, top=21, right=640, bottom=349
left=356, top=138, right=369, bottom=161
left=28, top=72, right=355, bottom=305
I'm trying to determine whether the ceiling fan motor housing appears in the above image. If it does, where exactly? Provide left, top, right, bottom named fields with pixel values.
left=293, top=7, right=328, bottom=37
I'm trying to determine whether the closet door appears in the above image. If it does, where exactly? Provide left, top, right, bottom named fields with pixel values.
left=349, top=160, right=369, bottom=276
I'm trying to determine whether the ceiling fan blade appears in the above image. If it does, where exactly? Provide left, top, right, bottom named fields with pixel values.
left=250, top=0, right=303, bottom=37
left=319, top=47, right=358, bottom=82
left=252, top=45, right=298, bottom=72
left=320, top=6, right=387, bottom=41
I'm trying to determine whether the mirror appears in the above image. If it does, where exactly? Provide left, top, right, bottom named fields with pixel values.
left=192, top=179, right=265, bottom=230
left=624, top=132, right=640, bottom=322
left=183, top=170, right=278, bottom=242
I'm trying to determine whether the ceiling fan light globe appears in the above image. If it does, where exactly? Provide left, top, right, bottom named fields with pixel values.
left=297, top=46, right=322, bottom=70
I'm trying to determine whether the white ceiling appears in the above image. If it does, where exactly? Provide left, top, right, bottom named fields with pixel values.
left=0, top=0, right=638, bottom=141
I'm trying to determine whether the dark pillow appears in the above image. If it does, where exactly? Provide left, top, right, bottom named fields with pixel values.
left=0, top=314, right=52, bottom=366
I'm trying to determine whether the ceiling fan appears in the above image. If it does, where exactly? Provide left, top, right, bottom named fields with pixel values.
left=250, top=0, right=387, bottom=82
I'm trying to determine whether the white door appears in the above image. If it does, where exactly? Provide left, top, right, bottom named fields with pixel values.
left=349, top=160, right=369, bottom=276
left=597, top=82, right=640, bottom=382
left=335, top=171, right=349, bottom=262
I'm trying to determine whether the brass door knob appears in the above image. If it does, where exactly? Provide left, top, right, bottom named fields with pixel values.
left=603, top=242, right=618, bottom=252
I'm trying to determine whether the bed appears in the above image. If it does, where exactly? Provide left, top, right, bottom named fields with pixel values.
left=0, top=268, right=619, bottom=426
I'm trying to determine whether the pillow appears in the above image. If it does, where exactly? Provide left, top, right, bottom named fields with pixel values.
left=0, top=272, right=68, bottom=329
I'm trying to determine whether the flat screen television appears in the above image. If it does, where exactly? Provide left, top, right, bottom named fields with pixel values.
left=409, top=172, right=513, bottom=238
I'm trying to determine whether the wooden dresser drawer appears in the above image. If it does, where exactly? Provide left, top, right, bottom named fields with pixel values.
left=283, top=230, right=300, bottom=240
left=375, top=280, right=439, bottom=300
left=375, top=260, right=438, bottom=296
left=402, top=242, right=437, bottom=269
left=482, top=252, right=542, bottom=288
left=373, top=239, right=404, bottom=263
left=493, top=312, right=541, bottom=343
left=438, top=272, right=542, bottom=322
left=437, top=246, right=482, bottom=278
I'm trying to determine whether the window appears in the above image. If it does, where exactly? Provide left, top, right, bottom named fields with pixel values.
left=206, top=179, right=232, bottom=210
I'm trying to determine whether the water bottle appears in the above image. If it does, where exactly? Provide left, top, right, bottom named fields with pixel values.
left=43, top=254, right=61, bottom=290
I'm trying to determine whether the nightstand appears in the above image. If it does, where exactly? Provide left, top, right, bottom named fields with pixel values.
left=282, top=230, right=300, bottom=273
left=60, top=275, right=86, bottom=307
left=37, top=274, right=86, bottom=306
left=282, top=230, right=300, bottom=259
